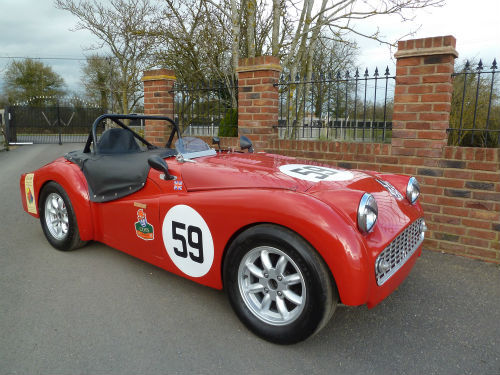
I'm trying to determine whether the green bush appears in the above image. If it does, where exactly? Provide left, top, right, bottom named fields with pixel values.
left=218, top=108, right=238, bottom=137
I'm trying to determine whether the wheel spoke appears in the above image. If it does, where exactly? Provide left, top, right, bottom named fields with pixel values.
left=283, top=290, right=302, bottom=306
left=51, top=219, right=59, bottom=225
left=245, top=263, right=264, bottom=278
left=51, top=198, right=58, bottom=210
left=57, top=198, right=64, bottom=211
left=245, top=283, right=264, bottom=294
left=260, top=293, right=272, bottom=312
left=260, top=250, right=273, bottom=272
left=283, top=273, right=301, bottom=286
left=276, top=255, right=287, bottom=274
left=276, top=296, right=289, bottom=319
left=48, top=208, right=57, bottom=215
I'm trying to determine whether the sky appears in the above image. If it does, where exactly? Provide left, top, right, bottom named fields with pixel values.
left=0, top=0, right=499, bottom=96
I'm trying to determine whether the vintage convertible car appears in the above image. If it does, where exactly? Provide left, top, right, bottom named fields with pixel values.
left=20, top=114, right=426, bottom=344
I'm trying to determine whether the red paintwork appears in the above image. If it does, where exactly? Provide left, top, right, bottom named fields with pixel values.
left=20, top=149, right=424, bottom=308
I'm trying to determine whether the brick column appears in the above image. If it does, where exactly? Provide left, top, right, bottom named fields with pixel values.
left=236, top=56, right=282, bottom=151
left=142, top=69, right=176, bottom=146
left=392, top=36, right=458, bottom=157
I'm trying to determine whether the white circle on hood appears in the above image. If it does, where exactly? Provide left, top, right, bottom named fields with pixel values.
left=279, top=164, right=353, bottom=182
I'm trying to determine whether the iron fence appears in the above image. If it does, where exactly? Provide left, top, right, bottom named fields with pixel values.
left=274, top=68, right=395, bottom=143
left=448, top=59, right=499, bottom=148
left=171, top=81, right=238, bottom=138
left=5, top=97, right=104, bottom=144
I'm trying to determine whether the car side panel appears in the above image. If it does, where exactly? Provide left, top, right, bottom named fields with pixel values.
left=147, top=183, right=372, bottom=306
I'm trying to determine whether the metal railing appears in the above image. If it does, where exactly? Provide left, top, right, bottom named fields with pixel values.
left=448, top=59, right=499, bottom=148
left=274, top=68, right=395, bottom=143
left=171, top=81, right=238, bottom=137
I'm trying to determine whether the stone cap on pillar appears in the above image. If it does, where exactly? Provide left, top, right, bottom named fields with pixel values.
left=236, top=56, right=282, bottom=73
left=395, top=35, right=458, bottom=59
left=142, top=69, right=176, bottom=82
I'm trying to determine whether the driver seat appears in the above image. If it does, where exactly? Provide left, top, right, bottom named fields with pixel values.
left=97, top=128, right=141, bottom=154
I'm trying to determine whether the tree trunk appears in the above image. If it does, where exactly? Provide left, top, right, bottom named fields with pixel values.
left=246, top=0, right=256, bottom=57
left=231, top=0, right=240, bottom=75
left=271, top=0, right=280, bottom=56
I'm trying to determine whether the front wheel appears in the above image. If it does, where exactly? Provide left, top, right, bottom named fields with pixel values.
left=39, top=182, right=87, bottom=251
left=223, top=224, right=338, bottom=344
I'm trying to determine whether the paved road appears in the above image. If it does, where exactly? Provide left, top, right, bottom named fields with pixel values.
left=1, top=144, right=499, bottom=375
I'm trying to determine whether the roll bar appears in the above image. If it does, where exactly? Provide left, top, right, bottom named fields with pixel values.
left=83, top=114, right=180, bottom=154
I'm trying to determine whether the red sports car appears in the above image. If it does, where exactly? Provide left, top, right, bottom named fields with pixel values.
left=20, top=114, right=426, bottom=344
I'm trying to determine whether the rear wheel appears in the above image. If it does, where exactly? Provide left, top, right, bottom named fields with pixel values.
left=39, top=182, right=86, bottom=251
left=224, top=224, right=337, bottom=344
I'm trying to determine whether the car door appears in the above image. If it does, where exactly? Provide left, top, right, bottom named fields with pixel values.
left=92, top=170, right=165, bottom=264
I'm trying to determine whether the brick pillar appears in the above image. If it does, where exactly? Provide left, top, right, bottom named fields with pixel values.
left=236, top=56, right=282, bottom=151
left=392, top=36, right=458, bottom=157
left=142, top=69, right=176, bottom=146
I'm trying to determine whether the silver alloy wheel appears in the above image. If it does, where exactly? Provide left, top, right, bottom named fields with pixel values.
left=44, top=192, right=69, bottom=240
left=238, top=246, right=306, bottom=326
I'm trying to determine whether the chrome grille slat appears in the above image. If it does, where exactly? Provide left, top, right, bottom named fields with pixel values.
left=375, top=218, right=424, bottom=286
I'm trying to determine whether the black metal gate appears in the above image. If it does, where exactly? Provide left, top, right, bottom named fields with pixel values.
left=5, top=98, right=105, bottom=144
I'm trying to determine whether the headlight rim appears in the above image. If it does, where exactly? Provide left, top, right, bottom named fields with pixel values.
left=406, top=176, right=420, bottom=205
left=357, top=193, right=378, bottom=234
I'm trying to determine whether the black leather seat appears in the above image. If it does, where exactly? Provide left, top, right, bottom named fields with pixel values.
left=97, top=128, right=141, bottom=154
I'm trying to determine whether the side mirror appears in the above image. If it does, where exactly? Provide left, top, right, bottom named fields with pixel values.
left=148, top=155, right=176, bottom=180
left=212, top=136, right=221, bottom=150
left=240, top=136, right=254, bottom=153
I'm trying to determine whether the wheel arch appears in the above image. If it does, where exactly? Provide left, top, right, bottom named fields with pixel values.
left=221, top=221, right=340, bottom=295
left=33, top=161, right=94, bottom=241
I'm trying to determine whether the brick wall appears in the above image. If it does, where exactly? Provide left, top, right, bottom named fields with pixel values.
left=236, top=56, right=281, bottom=150
left=143, top=36, right=500, bottom=263
left=142, top=69, right=176, bottom=146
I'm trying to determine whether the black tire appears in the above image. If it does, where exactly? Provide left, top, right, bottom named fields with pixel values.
left=39, top=182, right=87, bottom=251
left=223, top=224, right=338, bottom=344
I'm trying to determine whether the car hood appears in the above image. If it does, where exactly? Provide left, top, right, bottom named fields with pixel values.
left=180, top=152, right=383, bottom=194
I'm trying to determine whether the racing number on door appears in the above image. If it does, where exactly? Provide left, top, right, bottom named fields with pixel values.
left=289, top=166, right=339, bottom=180
left=163, top=205, right=214, bottom=278
left=172, top=221, right=204, bottom=263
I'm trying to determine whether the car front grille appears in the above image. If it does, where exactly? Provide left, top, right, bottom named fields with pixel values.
left=375, top=218, right=424, bottom=286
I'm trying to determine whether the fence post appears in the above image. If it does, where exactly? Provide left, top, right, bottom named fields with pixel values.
left=56, top=98, right=62, bottom=145
left=5, top=106, right=15, bottom=144
left=142, top=69, right=176, bottom=146
left=392, top=36, right=458, bottom=157
left=236, top=56, right=282, bottom=151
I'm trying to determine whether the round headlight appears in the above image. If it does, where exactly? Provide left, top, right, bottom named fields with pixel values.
left=406, top=177, right=420, bottom=204
left=358, top=193, right=378, bottom=233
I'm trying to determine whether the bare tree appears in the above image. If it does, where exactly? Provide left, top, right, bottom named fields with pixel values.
left=80, top=55, right=133, bottom=112
left=55, top=0, right=160, bottom=114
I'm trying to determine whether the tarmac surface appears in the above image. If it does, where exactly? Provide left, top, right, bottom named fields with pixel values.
left=1, top=144, right=499, bottom=375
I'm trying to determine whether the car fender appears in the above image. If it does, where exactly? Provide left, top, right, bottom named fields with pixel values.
left=20, top=158, right=94, bottom=241
left=238, top=190, right=372, bottom=306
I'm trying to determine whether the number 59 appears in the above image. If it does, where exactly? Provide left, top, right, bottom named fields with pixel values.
left=172, top=221, right=204, bottom=263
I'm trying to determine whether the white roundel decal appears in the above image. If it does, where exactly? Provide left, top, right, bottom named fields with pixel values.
left=279, top=164, right=353, bottom=182
left=162, top=205, right=214, bottom=277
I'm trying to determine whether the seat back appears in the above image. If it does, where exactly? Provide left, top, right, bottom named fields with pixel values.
left=97, top=128, right=141, bottom=154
